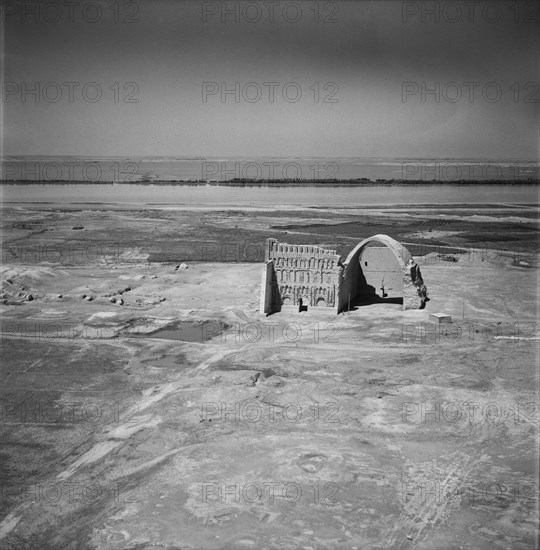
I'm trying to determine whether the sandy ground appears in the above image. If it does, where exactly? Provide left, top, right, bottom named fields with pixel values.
left=0, top=206, right=539, bottom=550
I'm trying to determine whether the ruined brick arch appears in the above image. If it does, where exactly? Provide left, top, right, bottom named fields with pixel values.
left=344, top=234, right=412, bottom=270
left=260, top=236, right=428, bottom=316
left=339, top=234, right=427, bottom=312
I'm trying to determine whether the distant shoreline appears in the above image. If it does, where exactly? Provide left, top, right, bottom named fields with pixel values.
left=1, top=178, right=539, bottom=186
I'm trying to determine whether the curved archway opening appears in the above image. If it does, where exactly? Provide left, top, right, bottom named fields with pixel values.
left=339, top=234, right=427, bottom=312
left=298, top=294, right=309, bottom=312
left=354, top=242, right=404, bottom=307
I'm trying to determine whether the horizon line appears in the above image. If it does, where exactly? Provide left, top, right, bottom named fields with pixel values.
left=1, top=155, right=539, bottom=162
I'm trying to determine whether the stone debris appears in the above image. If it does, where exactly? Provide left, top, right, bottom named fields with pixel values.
left=211, top=370, right=262, bottom=386
left=143, top=297, right=166, bottom=305
left=429, top=313, right=452, bottom=323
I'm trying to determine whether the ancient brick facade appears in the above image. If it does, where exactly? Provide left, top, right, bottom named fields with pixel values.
left=263, top=239, right=342, bottom=309
left=260, top=235, right=428, bottom=315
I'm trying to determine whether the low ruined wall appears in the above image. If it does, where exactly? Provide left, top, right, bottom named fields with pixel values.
left=403, top=259, right=428, bottom=310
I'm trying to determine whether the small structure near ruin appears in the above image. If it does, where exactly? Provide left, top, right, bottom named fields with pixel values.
left=260, top=235, right=428, bottom=315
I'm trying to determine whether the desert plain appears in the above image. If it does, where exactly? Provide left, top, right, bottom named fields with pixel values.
left=0, top=201, right=539, bottom=549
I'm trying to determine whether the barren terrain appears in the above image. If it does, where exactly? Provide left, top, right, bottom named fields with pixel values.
left=0, top=204, right=538, bottom=549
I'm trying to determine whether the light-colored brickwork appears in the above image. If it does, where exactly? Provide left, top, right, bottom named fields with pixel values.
left=261, top=235, right=428, bottom=315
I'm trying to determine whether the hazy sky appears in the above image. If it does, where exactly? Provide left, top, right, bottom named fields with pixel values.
left=2, top=0, right=539, bottom=158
